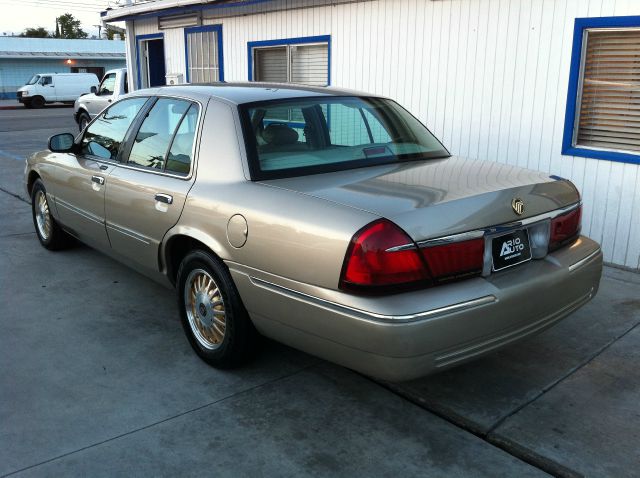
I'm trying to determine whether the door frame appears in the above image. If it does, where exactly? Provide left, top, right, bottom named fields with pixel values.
left=136, top=33, right=165, bottom=89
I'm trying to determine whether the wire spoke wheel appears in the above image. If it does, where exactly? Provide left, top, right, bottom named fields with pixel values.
left=184, top=268, right=227, bottom=350
left=34, top=190, right=52, bottom=241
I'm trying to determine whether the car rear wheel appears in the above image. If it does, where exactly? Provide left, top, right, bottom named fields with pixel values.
left=176, top=250, right=257, bottom=368
left=30, top=96, right=45, bottom=109
left=78, top=111, right=90, bottom=132
left=31, top=179, right=71, bottom=250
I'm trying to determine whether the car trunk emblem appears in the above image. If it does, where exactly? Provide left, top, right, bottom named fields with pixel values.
left=512, top=198, right=525, bottom=215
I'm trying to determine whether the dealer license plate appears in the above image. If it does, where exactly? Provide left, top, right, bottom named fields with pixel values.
left=491, top=229, right=532, bottom=271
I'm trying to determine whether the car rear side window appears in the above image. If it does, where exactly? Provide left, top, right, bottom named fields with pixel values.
left=166, top=104, right=198, bottom=176
left=240, top=96, right=449, bottom=180
left=127, top=98, right=195, bottom=173
left=81, top=97, right=148, bottom=160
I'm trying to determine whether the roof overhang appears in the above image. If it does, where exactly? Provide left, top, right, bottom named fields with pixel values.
left=0, top=52, right=126, bottom=60
left=101, top=0, right=277, bottom=22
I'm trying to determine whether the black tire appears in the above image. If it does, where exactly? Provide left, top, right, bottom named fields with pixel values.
left=78, top=111, right=91, bottom=132
left=176, top=250, right=258, bottom=368
left=30, top=96, right=45, bottom=109
left=23, top=100, right=33, bottom=109
left=31, top=179, right=71, bottom=250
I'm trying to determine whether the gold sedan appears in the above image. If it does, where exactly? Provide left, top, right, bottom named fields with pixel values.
left=24, top=84, right=602, bottom=381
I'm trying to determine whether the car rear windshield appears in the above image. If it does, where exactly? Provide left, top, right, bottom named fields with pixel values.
left=240, top=96, right=449, bottom=180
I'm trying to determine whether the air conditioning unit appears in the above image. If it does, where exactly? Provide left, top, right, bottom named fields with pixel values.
left=165, top=73, right=184, bottom=86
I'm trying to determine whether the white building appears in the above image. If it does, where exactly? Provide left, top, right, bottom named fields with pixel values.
left=102, top=0, right=640, bottom=271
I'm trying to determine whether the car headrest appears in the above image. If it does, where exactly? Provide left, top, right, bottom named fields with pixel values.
left=262, top=123, right=299, bottom=146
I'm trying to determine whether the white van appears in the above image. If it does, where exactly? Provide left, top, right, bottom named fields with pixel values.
left=17, top=73, right=99, bottom=109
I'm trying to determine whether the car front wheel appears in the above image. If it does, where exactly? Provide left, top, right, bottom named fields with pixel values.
left=30, top=96, right=45, bottom=109
left=31, top=179, right=71, bottom=250
left=176, top=250, right=257, bottom=368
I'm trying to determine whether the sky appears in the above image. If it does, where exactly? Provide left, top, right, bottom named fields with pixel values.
left=0, top=0, right=126, bottom=38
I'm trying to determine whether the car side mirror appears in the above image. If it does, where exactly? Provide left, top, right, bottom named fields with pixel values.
left=91, top=86, right=98, bottom=94
left=48, top=133, right=75, bottom=153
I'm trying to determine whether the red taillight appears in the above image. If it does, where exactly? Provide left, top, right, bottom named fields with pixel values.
left=549, top=205, right=582, bottom=251
left=339, top=219, right=429, bottom=293
left=421, top=238, right=485, bottom=282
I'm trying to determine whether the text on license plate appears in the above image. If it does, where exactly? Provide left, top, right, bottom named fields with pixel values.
left=491, top=229, right=532, bottom=271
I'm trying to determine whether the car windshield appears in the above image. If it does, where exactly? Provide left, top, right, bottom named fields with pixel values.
left=240, top=96, right=449, bottom=180
left=26, top=75, right=40, bottom=85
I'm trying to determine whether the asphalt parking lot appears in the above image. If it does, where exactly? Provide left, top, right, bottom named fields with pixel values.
left=1, top=103, right=639, bottom=477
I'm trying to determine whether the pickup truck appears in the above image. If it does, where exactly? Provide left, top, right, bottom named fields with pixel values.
left=73, top=68, right=128, bottom=131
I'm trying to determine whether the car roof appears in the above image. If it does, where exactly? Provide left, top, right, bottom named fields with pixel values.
left=132, top=82, right=385, bottom=105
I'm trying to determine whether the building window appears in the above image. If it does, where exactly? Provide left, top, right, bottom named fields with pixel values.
left=248, top=35, right=330, bottom=86
left=563, top=16, right=640, bottom=165
left=184, top=25, right=224, bottom=83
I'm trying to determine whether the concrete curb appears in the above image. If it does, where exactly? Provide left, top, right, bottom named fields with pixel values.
left=0, top=105, right=22, bottom=111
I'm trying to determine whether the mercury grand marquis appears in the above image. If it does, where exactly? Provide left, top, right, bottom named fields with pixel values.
left=24, top=84, right=603, bottom=381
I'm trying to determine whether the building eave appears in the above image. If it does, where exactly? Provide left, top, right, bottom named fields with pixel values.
left=101, top=0, right=278, bottom=22
left=0, top=52, right=126, bottom=60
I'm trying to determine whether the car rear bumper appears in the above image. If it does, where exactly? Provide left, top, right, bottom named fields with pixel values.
left=230, top=236, right=603, bottom=382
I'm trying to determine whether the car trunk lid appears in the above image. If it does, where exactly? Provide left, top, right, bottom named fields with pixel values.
left=261, top=156, right=579, bottom=242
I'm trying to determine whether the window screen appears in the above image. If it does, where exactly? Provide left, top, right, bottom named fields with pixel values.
left=186, top=28, right=221, bottom=83
left=574, top=28, right=640, bottom=153
left=290, top=44, right=329, bottom=86
left=254, top=47, right=288, bottom=82
left=252, top=41, right=329, bottom=86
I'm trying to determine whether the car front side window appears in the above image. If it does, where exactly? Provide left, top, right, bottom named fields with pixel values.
left=81, top=97, right=148, bottom=160
left=98, top=73, right=116, bottom=96
left=41, top=76, right=52, bottom=86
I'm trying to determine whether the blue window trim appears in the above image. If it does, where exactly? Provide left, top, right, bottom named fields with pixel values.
left=562, top=15, right=640, bottom=165
left=247, top=35, right=331, bottom=86
left=135, top=32, right=164, bottom=90
left=184, top=25, right=225, bottom=83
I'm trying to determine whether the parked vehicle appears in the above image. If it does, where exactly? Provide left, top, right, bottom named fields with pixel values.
left=25, top=84, right=603, bottom=381
left=74, top=68, right=128, bottom=131
left=17, top=73, right=98, bottom=109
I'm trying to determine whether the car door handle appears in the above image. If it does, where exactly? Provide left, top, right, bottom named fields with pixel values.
left=155, top=193, right=173, bottom=204
left=91, top=175, right=105, bottom=185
